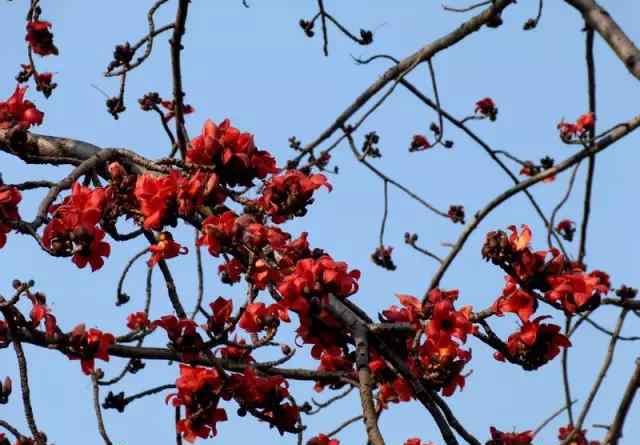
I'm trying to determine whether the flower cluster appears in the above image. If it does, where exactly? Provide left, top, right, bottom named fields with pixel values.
left=308, top=434, right=340, bottom=445
left=475, top=97, right=498, bottom=121
left=484, top=225, right=609, bottom=368
left=494, top=316, right=570, bottom=370
left=256, top=170, right=331, bottom=223
left=558, top=425, right=600, bottom=445
left=153, top=316, right=204, bottom=362
left=223, top=368, right=299, bottom=434
left=186, top=119, right=277, bottom=186
left=147, top=231, right=188, bottom=267
left=378, top=289, right=473, bottom=398
left=65, top=324, right=115, bottom=375
left=0, top=186, right=21, bottom=249
left=168, top=365, right=227, bottom=443
left=486, top=427, right=534, bottom=445
left=43, top=182, right=111, bottom=271
left=26, top=20, right=59, bottom=56
left=0, top=85, right=44, bottom=129
left=557, top=112, right=595, bottom=142
left=134, top=170, right=224, bottom=230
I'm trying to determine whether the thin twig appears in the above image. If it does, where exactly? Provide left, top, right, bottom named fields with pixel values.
left=92, top=373, right=114, bottom=445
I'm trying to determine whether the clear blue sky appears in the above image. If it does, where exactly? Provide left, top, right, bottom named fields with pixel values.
left=1, top=1, right=640, bottom=444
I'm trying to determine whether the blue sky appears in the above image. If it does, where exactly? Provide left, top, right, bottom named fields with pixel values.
left=1, top=1, right=640, bottom=444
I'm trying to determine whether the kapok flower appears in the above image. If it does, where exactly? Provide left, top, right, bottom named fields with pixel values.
left=0, top=186, right=21, bottom=249
left=0, top=85, right=44, bottom=129
left=409, top=134, right=431, bottom=151
left=26, top=21, right=59, bottom=56
left=153, top=316, right=204, bottom=361
left=494, top=276, right=537, bottom=322
left=427, top=299, right=474, bottom=342
left=545, top=270, right=610, bottom=313
left=382, top=294, right=424, bottom=327
left=496, top=316, right=571, bottom=370
left=66, top=325, right=115, bottom=375
left=186, top=119, right=277, bottom=186
left=168, top=365, right=227, bottom=443
left=419, top=332, right=471, bottom=396
left=218, top=258, right=244, bottom=284
left=238, top=302, right=289, bottom=333
left=134, top=171, right=180, bottom=230
left=257, top=170, right=331, bottom=223
left=556, top=219, right=576, bottom=242
left=486, top=427, right=534, bottom=445
left=206, top=297, right=233, bottom=334
left=475, top=97, right=498, bottom=121
left=405, top=439, right=437, bottom=445
left=308, top=434, right=340, bottom=445
left=557, top=112, right=595, bottom=142
left=558, top=425, right=600, bottom=445
left=196, top=211, right=237, bottom=256
left=126, top=312, right=150, bottom=331
left=147, top=232, right=188, bottom=267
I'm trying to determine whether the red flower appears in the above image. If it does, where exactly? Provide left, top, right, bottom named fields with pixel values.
left=0, top=186, right=21, bottom=249
left=576, top=112, right=595, bottom=133
left=66, top=325, right=115, bottom=375
left=0, top=85, right=44, bottom=129
left=382, top=294, right=423, bottom=327
left=153, top=315, right=204, bottom=361
left=499, top=316, right=571, bottom=370
left=134, top=171, right=179, bottom=230
left=494, top=276, right=537, bottom=322
left=205, top=297, right=233, bottom=334
left=186, top=119, right=277, bottom=186
left=218, top=258, right=245, bottom=284
left=224, top=368, right=298, bottom=434
left=475, top=97, right=498, bottom=120
left=169, top=365, right=227, bottom=443
left=404, top=439, right=436, bottom=445
left=409, top=134, right=431, bottom=151
left=378, top=377, right=413, bottom=406
left=427, top=299, right=474, bottom=342
left=308, top=434, right=340, bottom=445
left=487, top=427, right=534, bottom=445
left=160, top=100, right=194, bottom=121
left=238, top=302, right=289, bottom=333
left=419, top=332, right=471, bottom=396
left=126, top=312, right=150, bottom=331
left=148, top=232, right=188, bottom=267
left=196, top=211, right=237, bottom=256
left=556, top=219, right=576, bottom=242
left=34, top=72, right=57, bottom=97
left=176, top=170, right=225, bottom=217
left=558, top=425, right=600, bottom=445
left=546, top=270, right=610, bottom=313
left=257, top=170, right=331, bottom=223
left=558, top=112, right=595, bottom=142
left=26, top=21, right=59, bottom=56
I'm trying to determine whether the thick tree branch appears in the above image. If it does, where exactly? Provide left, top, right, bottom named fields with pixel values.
left=564, top=0, right=640, bottom=80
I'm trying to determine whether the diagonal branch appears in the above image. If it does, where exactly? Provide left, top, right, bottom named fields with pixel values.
left=564, top=0, right=640, bottom=80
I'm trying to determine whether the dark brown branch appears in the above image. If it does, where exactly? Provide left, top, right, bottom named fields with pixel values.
left=294, top=0, right=514, bottom=165
left=578, top=26, right=597, bottom=265
left=532, top=400, right=577, bottom=437
left=603, top=358, right=640, bottom=445
left=426, top=112, right=640, bottom=296
left=564, top=0, right=640, bottom=80
left=566, top=310, right=628, bottom=444
left=92, top=373, right=114, bottom=445
left=170, top=0, right=191, bottom=159
left=353, top=324, right=385, bottom=445
left=2, top=311, right=44, bottom=445
left=442, top=1, right=491, bottom=13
